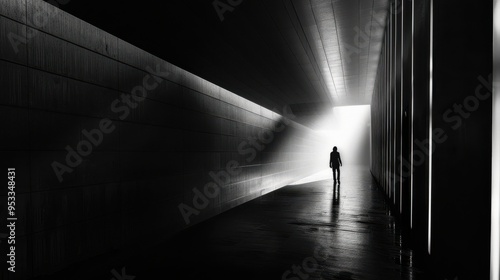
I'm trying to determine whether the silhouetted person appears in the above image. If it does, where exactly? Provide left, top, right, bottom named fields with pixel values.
left=329, top=146, right=342, bottom=185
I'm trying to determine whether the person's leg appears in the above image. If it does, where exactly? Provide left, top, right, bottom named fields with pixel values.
left=337, top=167, right=340, bottom=183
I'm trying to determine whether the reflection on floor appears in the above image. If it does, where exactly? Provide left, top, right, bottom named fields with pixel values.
left=38, top=166, right=427, bottom=279
left=145, top=166, right=426, bottom=279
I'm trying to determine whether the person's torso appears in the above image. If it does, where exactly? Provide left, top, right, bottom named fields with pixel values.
left=331, top=152, right=340, bottom=163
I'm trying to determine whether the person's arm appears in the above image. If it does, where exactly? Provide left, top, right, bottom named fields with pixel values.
left=339, top=154, right=342, bottom=166
left=329, top=154, right=332, bottom=168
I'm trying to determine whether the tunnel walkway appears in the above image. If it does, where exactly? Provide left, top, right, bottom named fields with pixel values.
left=37, top=166, right=426, bottom=280
left=141, top=166, right=426, bottom=279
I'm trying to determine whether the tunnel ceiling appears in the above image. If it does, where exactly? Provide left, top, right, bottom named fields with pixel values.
left=58, top=0, right=389, bottom=128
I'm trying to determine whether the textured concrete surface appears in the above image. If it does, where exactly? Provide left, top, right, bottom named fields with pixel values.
left=0, top=1, right=325, bottom=278
left=31, top=166, right=427, bottom=280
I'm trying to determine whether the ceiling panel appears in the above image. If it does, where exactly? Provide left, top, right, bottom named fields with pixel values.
left=58, top=0, right=390, bottom=128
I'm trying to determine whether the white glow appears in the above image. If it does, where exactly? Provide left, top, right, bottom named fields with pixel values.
left=491, top=1, right=500, bottom=279
left=428, top=0, right=434, bottom=256
left=314, top=105, right=371, bottom=167
left=289, top=169, right=332, bottom=185
left=495, top=0, right=500, bottom=33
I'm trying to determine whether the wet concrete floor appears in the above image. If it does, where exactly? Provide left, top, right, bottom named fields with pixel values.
left=36, top=166, right=427, bottom=279
left=144, top=166, right=426, bottom=279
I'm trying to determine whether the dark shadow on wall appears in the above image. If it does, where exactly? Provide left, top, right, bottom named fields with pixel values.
left=0, top=2, right=325, bottom=279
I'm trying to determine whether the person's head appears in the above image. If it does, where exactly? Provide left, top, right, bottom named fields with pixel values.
left=333, top=146, right=337, bottom=151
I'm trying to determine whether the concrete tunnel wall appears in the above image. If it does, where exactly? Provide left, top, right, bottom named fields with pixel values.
left=0, top=1, right=326, bottom=278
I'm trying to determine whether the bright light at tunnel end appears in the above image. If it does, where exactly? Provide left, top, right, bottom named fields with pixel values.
left=289, top=105, right=372, bottom=185
left=326, top=105, right=372, bottom=166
